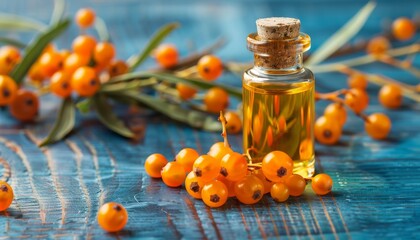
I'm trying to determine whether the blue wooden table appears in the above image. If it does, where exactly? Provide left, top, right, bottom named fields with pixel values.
left=0, top=0, right=419, bottom=239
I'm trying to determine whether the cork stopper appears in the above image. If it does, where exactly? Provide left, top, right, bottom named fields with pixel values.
left=256, top=17, right=300, bottom=40
left=250, top=17, right=302, bottom=69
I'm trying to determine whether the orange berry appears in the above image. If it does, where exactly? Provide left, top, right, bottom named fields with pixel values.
left=185, top=171, right=206, bottom=199
left=220, top=152, right=248, bottom=182
left=284, top=174, right=306, bottom=197
left=253, top=169, right=274, bottom=194
left=28, top=63, right=46, bottom=82
left=75, top=8, right=96, bottom=28
left=64, top=53, right=90, bottom=74
left=344, top=88, right=369, bottom=114
left=234, top=175, right=264, bottom=204
left=0, top=181, right=14, bottom=211
left=203, top=87, right=229, bottom=113
left=365, top=113, right=391, bottom=140
left=0, top=75, right=18, bottom=106
left=59, top=49, right=71, bottom=60
left=262, top=151, right=294, bottom=183
left=202, top=180, right=228, bottom=208
left=155, top=44, right=178, bottom=68
left=94, top=42, right=115, bottom=65
left=108, top=60, right=128, bottom=78
left=176, top=83, right=197, bottom=100
left=72, top=35, right=97, bottom=56
left=311, top=174, right=333, bottom=195
left=392, top=17, right=416, bottom=41
left=193, top=155, right=220, bottom=182
left=97, top=202, right=128, bottom=232
left=314, top=116, right=342, bottom=145
left=38, top=51, right=63, bottom=77
left=216, top=174, right=235, bottom=197
left=324, top=103, right=347, bottom=126
left=144, top=153, right=168, bottom=178
left=366, top=36, right=390, bottom=55
left=197, top=55, right=223, bottom=81
left=50, top=71, right=73, bottom=98
left=207, top=142, right=233, bottom=161
left=270, top=183, right=289, bottom=202
left=71, top=66, right=100, bottom=97
left=175, top=148, right=199, bottom=173
left=0, top=46, right=21, bottom=74
left=161, top=162, right=186, bottom=187
left=379, top=84, right=402, bottom=109
left=9, top=89, right=39, bottom=122
left=224, top=111, right=242, bottom=134
left=347, top=74, right=368, bottom=90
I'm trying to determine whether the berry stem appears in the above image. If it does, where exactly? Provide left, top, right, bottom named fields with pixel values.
left=377, top=54, right=420, bottom=79
left=315, top=89, right=348, bottom=101
left=218, top=111, right=230, bottom=148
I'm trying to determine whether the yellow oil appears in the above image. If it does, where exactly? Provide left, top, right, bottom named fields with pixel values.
left=243, top=77, right=315, bottom=178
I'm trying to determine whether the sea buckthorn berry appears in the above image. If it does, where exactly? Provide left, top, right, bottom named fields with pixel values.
left=270, top=183, right=289, bottom=202
left=193, top=155, right=220, bottom=182
left=175, top=148, right=199, bottom=173
left=203, top=87, right=229, bottom=113
left=0, top=46, right=21, bottom=74
left=253, top=169, right=274, bottom=194
left=344, top=88, right=369, bottom=114
left=71, top=66, right=100, bottom=97
left=72, top=35, right=97, bottom=56
left=314, top=116, right=342, bottom=145
left=161, top=162, right=186, bottom=187
left=144, top=153, right=168, bottom=178
left=176, top=83, right=197, bottom=100
left=75, top=8, right=96, bottom=28
left=284, top=174, right=306, bottom=197
left=97, top=202, right=128, bottom=232
left=324, top=103, right=347, bottom=126
left=262, top=151, right=294, bottom=183
left=155, top=44, right=178, bottom=69
left=0, top=181, right=14, bottom=211
left=234, top=175, right=264, bottom=204
left=94, top=42, right=116, bottom=65
left=59, top=50, right=71, bottom=60
left=365, top=113, right=391, bottom=140
left=197, top=55, right=223, bottom=81
left=392, top=17, right=416, bottom=41
left=108, top=60, right=128, bottom=78
left=28, top=63, right=46, bottom=82
left=347, top=73, right=368, bottom=90
left=224, top=111, right=242, bottom=134
left=50, top=71, right=72, bottom=98
left=379, top=84, right=402, bottom=109
left=202, top=180, right=228, bottom=208
left=220, top=152, right=248, bottom=182
left=39, top=52, right=63, bottom=77
left=64, top=53, right=90, bottom=74
left=0, top=75, right=18, bottom=106
left=208, top=142, right=233, bottom=161
left=9, top=89, right=39, bottom=122
left=216, top=175, right=235, bottom=197
left=42, top=43, right=55, bottom=54
left=366, top=36, right=390, bottom=56
left=185, top=171, right=206, bottom=199
left=311, top=174, right=333, bottom=195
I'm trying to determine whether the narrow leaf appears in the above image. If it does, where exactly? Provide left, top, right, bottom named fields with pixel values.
left=92, top=95, right=135, bottom=138
left=10, top=19, right=71, bottom=84
left=94, top=17, right=110, bottom=42
left=50, top=0, right=66, bottom=25
left=75, top=98, right=92, bottom=114
left=0, top=37, right=26, bottom=48
left=100, top=78, right=157, bottom=93
left=39, top=98, right=75, bottom=147
left=0, top=13, right=47, bottom=32
left=306, top=1, right=376, bottom=66
left=109, top=72, right=242, bottom=99
left=128, top=23, right=179, bottom=71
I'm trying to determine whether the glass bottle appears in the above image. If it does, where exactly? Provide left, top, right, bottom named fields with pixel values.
left=243, top=17, right=315, bottom=178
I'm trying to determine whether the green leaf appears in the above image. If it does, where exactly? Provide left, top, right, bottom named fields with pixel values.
left=75, top=98, right=92, bottom=114
left=91, top=94, right=135, bottom=138
left=305, top=1, right=376, bottom=66
left=50, top=0, right=66, bottom=25
left=0, top=37, right=26, bottom=48
left=110, top=91, right=221, bottom=132
left=109, top=72, right=242, bottom=99
left=94, top=17, right=110, bottom=42
left=0, top=13, right=47, bottom=32
left=10, top=19, right=71, bottom=84
left=100, top=78, right=157, bottom=93
left=39, top=98, right=75, bottom=147
left=128, top=23, right=179, bottom=71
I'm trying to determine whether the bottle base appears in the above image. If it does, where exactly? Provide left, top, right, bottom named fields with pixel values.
left=293, top=156, right=315, bottom=178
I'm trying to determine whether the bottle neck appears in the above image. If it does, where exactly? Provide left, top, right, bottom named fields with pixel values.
left=253, top=52, right=304, bottom=75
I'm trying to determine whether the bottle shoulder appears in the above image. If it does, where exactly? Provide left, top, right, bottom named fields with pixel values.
left=243, top=67, right=314, bottom=84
